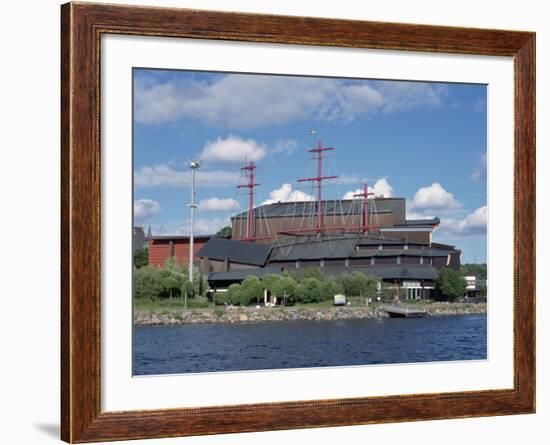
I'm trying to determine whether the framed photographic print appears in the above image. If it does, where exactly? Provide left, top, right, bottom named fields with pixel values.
left=61, top=2, right=535, bottom=442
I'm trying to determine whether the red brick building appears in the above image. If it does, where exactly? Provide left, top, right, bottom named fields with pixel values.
left=148, top=235, right=213, bottom=268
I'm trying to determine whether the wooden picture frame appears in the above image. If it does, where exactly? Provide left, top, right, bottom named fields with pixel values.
left=61, top=2, right=535, bottom=442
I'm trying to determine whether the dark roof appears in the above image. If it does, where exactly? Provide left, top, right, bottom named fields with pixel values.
left=395, top=218, right=440, bottom=227
left=356, top=237, right=417, bottom=246
left=197, top=238, right=271, bottom=266
left=352, top=249, right=454, bottom=258
left=132, top=227, right=147, bottom=253
left=207, top=264, right=440, bottom=283
left=133, top=226, right=145, bottom=237
left=231, top=198, right=404, bottom=220
left=269, top=234, right=360, bottom=261
left=432, top=242, right=460, bottom=251
left=268, top=234, right=455, bottom=262
left=207, top=266, right=284, bottom=282
left=321, top=265, right=440, bottom=280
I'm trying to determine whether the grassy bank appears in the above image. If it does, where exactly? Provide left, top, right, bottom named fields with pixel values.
left=134, top=300, right=487, bottom=325
left=134, top=296, right=210, bottom=311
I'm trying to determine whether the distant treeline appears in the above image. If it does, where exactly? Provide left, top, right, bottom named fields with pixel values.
left=460, top=263, right=487, bottom=279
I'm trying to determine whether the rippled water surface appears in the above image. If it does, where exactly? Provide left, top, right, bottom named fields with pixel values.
left=133, top=314, right=486, bottom=375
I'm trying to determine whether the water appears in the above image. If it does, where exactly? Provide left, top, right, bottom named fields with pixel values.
left=133, top=314, right=486, bottom=375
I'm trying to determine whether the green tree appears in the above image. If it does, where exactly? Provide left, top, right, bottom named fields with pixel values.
left=362, top=275, right=380, bottom=300
left=380, top=283, right=396, bottom=302
left=261, top=274, right=281, bottom=293
left=461, top=263, right=487, bottom=280
left=216, top=226, right=233, bottom=237
left=133, top=266, right=163, bottom=300
left=133, top=247, right=148, bottom=268
left=181, top=279, right=194, bottom=297
left=181, top=279, right=195, bottom=309
left=435, top=268, right=467, bottom=301
left=240, top=276, right=263, bottom=304
left=296, top=267, right=325, bottom=282
left=338, top=272, right=361, bottom=297
left=192, top=269, right=208, bottom=297
left=272, top=276, right=297, bottom=305
left=477, top=282, right=487, bottom=298
left=225, top=283, right=241, bottom=305
left=319, top=279, right=342, bottom=301
left=295, top=277, right=323, bottom=303
left=159, top=268, right=185, bottom=299
left=163, top=256, right=179, bottom=271
left=180, top=260, right=189, bottom=277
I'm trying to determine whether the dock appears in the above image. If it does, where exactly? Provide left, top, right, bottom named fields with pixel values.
left=381, top=305, right=427, bottom=318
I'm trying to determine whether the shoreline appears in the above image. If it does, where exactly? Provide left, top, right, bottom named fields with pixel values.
left=134, top=303, right=487, bottom=326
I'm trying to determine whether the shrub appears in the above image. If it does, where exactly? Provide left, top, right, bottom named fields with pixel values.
left=435, top=268, right=467, bottom=301
left=192, top=269, right=208, bottom=297
left=295, top=266, right=325, bottom=282
left=133, top=247, right=148, bottom=268
left=272, top=276, right=297, bottom=305
left=337, top=272, right=379, bottom=298
left=225, top=283, right=242, bottom=305
left=295, top=277, right=323, bottom=303
left=133, top=266, right=163, bottom=300
left=241, top=276, right=263, bottom=304
left=261, top=274, right=281, bottom=293
left=181, top=280, right=195, bottom=299
left=159, top=268, right=186, bottom=299
left=319, top=279, right=342, bottom=301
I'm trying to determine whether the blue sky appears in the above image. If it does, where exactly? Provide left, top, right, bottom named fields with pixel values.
left=133, top=68, right=487, bottom=263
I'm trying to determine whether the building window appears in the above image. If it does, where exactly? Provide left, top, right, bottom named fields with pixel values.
left=296, top=260, right=300, bottom=268
left=397, top=256, right=401, bottom=264
left=345, top=258, right=350, bottom=267
left=370, top=257, right=375, bottom=265
left=169, top=240, right=174, bottom=257
left=320, top=259, right=325, bottom=268
left=378, top=245, right=383, bottom=250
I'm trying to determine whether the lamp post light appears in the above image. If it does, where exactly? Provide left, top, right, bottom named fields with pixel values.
left=188, top=159, right=201, bottom=282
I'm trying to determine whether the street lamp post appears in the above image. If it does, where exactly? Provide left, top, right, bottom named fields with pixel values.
left=188, top=159, right=200, bottom=282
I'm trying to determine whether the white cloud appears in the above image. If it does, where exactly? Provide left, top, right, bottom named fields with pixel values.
left=412, top=183, right=460, bottom=210
left=377, top=82, right=447, bottom=114
left=342, top=178, right=394, bottom=199
left=134, top=74, right=447, bottom=129
left=471, top=152, right=487, bottom=182
left=272, top=139, right=298, bottom=155
left=134, top=164, right=239, bottom=188
left=437, top=206, right=487, bottom=236
left=134, top=199, right=160, bottom=221
left=342, top=189, right=363, bottom=200
left=262, top=183, right=315, bottom=205
left=371, top=178, right=393, bottom=197
left=198, top=197, right=240, bottom=212
left=406, top=210, right=435, bottom=220
left=149, top=217, right=230, bottom=236
left=200, top=135, right=267, bottom=163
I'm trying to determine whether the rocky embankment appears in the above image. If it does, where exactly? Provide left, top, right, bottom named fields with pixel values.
left=134, top=303, right=486, bottom=326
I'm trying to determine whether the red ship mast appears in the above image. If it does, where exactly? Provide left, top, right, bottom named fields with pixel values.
left=278, top=135, right=381, bottom=236
left=297, top=140, right=338, bottom=234
left=353, top=181, right=376, bottom=233
left=237, top=160, right=271, bottom=242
